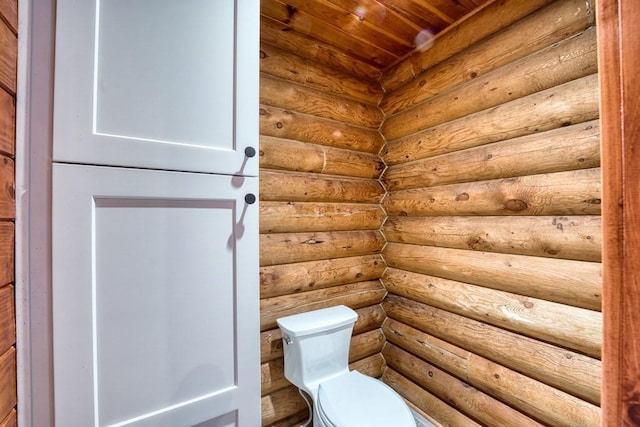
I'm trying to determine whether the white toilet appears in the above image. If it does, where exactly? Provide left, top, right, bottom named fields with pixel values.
left=277, top=305, right=417, bottom=427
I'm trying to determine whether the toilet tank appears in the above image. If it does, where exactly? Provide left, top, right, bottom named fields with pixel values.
left=276, top=305, right=358, bottom=394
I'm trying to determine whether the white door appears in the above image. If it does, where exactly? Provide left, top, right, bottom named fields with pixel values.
left=53, top=0, right=258, bottom=176
left=52, top=164, right=260, bottom=426
left=50, top=0, right=260, bottom=425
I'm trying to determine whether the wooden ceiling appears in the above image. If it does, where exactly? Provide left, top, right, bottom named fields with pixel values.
left=260, top=0, right=493, bottom=77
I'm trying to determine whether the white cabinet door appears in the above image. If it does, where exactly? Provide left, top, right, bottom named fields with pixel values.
left=53, top=0, right=258, bottom=176
left=52, top=163, right=260, bottom=427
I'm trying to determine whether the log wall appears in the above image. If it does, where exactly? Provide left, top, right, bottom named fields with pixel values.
left=258, top=35, right=387, bottom=425
left=0, top=2, right=16, bottom=426
left=379, top=0, right=602, bottom=425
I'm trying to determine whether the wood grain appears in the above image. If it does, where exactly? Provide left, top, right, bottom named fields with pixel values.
left=597, top=0, right=640, bottom=424
left=383, top=120, right=600, bottom=191
left=259, top=136, right=384, bottom=179
left=0, top=19, right=15, bottom=95
left=382, top=74, right=600, bottom=165
left=383, top=268, right=602, bottom=357
left=383, top=215, right=601, bottom=262
left=381, top=0, right=595, bottom=115
left=384, top=168, right=602, bottom=217
left=383, top=243, right=601, bottom=311
left=0, top=89, right=14, bottom=156
left=260, top=105, right=384, bottom=154
left=0, top=285, right=13, bottom=354
left=0, top=347, right=15, bottom=424
left=383, top=312, right=600, bottom=406
left=382, top=28, right=598, bottom=140
left=260, top=254, right=385, bottom=298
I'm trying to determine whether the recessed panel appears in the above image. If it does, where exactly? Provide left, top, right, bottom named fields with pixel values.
left=95, top=0, right=235, bottom=148
left=94, top=198, right=236, bottom=426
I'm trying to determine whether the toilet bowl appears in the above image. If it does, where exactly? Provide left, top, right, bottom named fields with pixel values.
left=276, top=305, right=416, bottom=427
left=315, top=370, right=416, bottom=427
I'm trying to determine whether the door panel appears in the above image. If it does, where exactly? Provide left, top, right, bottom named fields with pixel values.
left=52, top=164, right=260, bottom=426
left=53, top=0, right=258, bottom=176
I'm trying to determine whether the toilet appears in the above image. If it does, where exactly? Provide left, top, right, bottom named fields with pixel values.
left=277, top=305, right=417, bottom=427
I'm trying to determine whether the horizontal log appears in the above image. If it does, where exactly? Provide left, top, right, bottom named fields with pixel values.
left=0, top=347, right=15, bottom=423
left=260, top=305, right=386, bottom=363
left=382, top=27, right=598, bottom=140
left=0, top=0, right=17, bottom=34
left=0, top=20, right=16, bottom=96
left=349, top=328, right=385, bottom=362
left=382, top=74, right=600, bottom=165
left=384, top=298, right=601, bottom=404
left=261, top=329, right=384, bottom=396
left=384, top=344, right=543, bottom=426
left=383, top=168, right=602, bottom=217
left=381, top=0, right=595, bottom=115
left=260, top=254, right=385, bottom=298
left=260, top=18, right=383, bottom=83
left=0, top=285, right=13, bottom=353
left=261, top=385, right=308, bottom=426
left=260, top=105, right=384, bottom=154
left=383, top=120, right=600, bottom=191
left=260, top=230, right=385, bottom=266
left=0, top=90, right=14, bottom=156
left=265, top=410, right=309, bottom=427
left=259, top=136, right=384, bottom=179
left=382, top=317, right=600, bottom=426
left=382, top=368, right=482, bottom=427
left=350, top=353, right=385, bottom=379
left=260, top=41, right=382, bottom=105
left=260, top=170, right=385, bottom=204
left=260, top=280, right=386, bottom=330
left=260, top=74, right=383, bottom=129
left=0, top=157, right=13, bottom=219
left=0, top=223, right=13, bottom=285
left=0, top=409, right=16, bottom=427
left=383, top=268, right=601, bottom=357
left=261, top=0, right=398, bottom=68
left=260, top=202, right=385, bottom=234
left=380, top=0, right=555, bottom=91
left=383, top=215, right=602, bottom=262
left=383, top=243, right=601, bottom=311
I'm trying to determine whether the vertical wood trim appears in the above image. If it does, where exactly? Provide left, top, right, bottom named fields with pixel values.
left=597, top=0, right=640, bottom=424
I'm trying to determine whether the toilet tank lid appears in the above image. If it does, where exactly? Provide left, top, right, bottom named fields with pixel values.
left=276, top=305, right=358, bottom=337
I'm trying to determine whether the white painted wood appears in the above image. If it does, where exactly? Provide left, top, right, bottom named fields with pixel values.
left=52, top=163, right=260, bottom=426
left=53, top=0, right=259, bottom=176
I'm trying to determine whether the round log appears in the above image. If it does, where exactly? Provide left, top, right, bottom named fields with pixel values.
left=382, top=369, right=482, bottom=427
left=383, top=297, right=601, bottom=404
left=380, top=0, right=556, bottom=91
left=260, top=170, right=384, bottom=203
left=350, top=353, right=386, bottom=379
left=259, top=136, right=384, bottom=179
left=383, top=268, right=602, bottom=357
left=383, top=120, right=600, bottom=191
left=384, top=344, right=543, bottom=426
left=260, top=280, right=386, bottom=330
left=382, top=243, right=601, bottom=311
left=382, top=28, right=597, bottom=140
left=382, top=215, right=602, bottom=262
left=260, top=201, right=385, bottom=234
left=260, top=105, right=384, bottom=154
left=260, top=230, right=385, bottom=266
left=381, top=310, right=600, bottom=426
left=383, top=168, right=602, bottom=217
left=381, top=0, right=595, bottom=115
left=260, top=254, right=385, bottom=298
left=260, top=17, right=382, bottom=85
left=382, top=74, right=600, bottom=165
left=260, top=74, right=384, bottom=129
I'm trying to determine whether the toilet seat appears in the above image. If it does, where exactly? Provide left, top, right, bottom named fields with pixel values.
left=316, top=371, right=416, bottom=427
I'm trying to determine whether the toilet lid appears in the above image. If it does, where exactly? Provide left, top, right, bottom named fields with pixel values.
left=317, top=371, right=415, bottom=427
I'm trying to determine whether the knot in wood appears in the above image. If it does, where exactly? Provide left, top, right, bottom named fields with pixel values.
left=504, top=199, right=528, bottom=211
left=628, top=404, right=640, bottom=424
left=455, top=192, right=469, bottom=201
